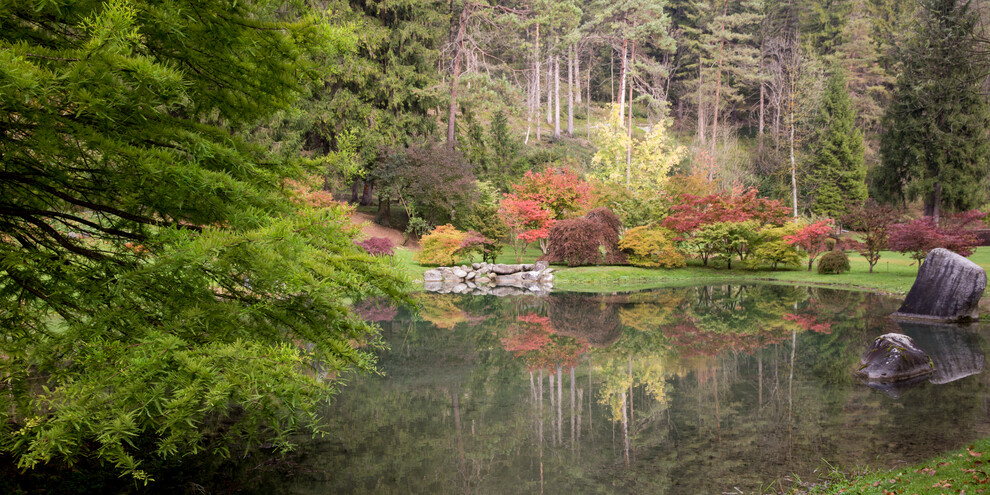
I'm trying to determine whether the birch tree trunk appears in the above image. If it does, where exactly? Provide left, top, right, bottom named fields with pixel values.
left=535, top=23, right=541, bottom=142
left=567, top=45, right=574, bottom=137
left=546, top=54, right=553, bottom=125
left=575, top=47, right=582, bottom=105
left=554, top=53, right=561, bottom=139
left=618, top=39, right=628, bottom=120
left=626, top=43, right=635, bottom=187
left=587, top=54, right=592, bottom=141
left=697, top=65, right=706, bottom=145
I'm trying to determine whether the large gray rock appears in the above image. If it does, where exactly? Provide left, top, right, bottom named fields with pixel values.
left=491, top=263, right=520, bottom=275
left=855, top=333, right=934, bottom=383
left=423, top=269, right=442, bottom=282
left=892, top=248, right=986, bottom=322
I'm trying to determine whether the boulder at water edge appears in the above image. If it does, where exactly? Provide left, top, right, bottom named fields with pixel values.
left=892, top=248, right=986, bottom=323
left=855, top=333, right=934, bottom=384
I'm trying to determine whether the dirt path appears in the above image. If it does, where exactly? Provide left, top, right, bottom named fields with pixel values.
left=349, top=210, right=419, bottom=250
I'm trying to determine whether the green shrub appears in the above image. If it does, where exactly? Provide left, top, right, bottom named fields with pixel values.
left=618, top=226, right=686, bottom=268
left=817, top=250, right=850, bottom=274
left=747, top=224, right=802, bottom=270
left=415, top=224, right=466, bottom=266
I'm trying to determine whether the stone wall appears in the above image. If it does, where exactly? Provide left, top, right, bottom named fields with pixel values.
left=423, top=261, right=554, bottom=295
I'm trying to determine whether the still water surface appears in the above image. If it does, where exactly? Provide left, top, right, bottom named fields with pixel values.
left=286, top=285, right=990, bottom=494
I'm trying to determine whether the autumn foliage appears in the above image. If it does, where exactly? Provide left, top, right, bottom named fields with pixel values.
left=354, top=237, right=395, bottom=257
left=888, top=210, right=986, bottom=264
left=841, top=200, right=901, bottom=273
left=618, top=225, right=686, bottom=268
left=415, top=224, right=467, bottom=266
left=784, top=219, right=836, bottom=271
left=501, top=314, right=589, bottom=371
left=661, top=188, right=790, bottom=234
left=509, top=167, right=597, bottom=219
left=541, top=208, right=627, bottom=267
left=498, top=197, right=555, bottom=261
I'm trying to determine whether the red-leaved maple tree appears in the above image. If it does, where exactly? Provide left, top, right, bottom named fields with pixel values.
left=510, top=167, right=597, bottom=220
left=499, top=197, right=555, bottom=261
left=888, top=210, right=985, bottom=265
left=841, top=200, right=901, bottom=273
left=783, top=219, right=835, bottom=271
left=661, top=188, right=790, bottom=234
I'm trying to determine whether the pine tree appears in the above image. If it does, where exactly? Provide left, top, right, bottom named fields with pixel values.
left=874, top=0, right=990, bottom=220
left=807, top=69, right=868, bottom=219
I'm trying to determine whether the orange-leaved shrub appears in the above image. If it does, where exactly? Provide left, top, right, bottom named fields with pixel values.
left=618, top=225, right=686, bottom=268
left=415, top=224, right=466, bottom=266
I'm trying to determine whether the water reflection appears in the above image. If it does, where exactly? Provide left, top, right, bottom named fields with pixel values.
left=280, top=286, right=990, bottom=494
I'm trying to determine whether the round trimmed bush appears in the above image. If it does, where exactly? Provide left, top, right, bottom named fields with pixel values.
left=817, top=250, right=850, bottom=274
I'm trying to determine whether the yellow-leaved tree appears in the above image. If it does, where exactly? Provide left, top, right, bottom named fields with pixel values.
left=592, top=104, right=687, bottom=194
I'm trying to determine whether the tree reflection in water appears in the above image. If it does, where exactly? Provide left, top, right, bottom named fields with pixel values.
left=258, top=286, right=990, bottom=495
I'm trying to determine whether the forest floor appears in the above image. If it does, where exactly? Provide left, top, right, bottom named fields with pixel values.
left=349, top=210, right=419, bottom=249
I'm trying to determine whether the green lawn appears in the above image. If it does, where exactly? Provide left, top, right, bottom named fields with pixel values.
left=794, top=437, right=990, bottom=494
left=397, top=245, right=990, bottom=297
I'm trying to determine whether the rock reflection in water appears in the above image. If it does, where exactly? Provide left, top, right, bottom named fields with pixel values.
left=899, top=321, right=986, bottom=385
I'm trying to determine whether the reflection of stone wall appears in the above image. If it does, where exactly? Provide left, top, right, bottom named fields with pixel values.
left=424, top=262, right=554, bottom=295
left=547, top=293, right=623, bottom=347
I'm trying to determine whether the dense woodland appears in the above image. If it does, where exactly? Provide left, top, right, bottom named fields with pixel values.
left=321, top=0, right=990, bottom=227
left=1, top=0, right=989, bottom=488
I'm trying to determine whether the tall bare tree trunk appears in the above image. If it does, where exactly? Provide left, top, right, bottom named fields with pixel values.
left=626, top=43, right=635, bottom=187
left=587, top=55, right=592, bottom=141
left=790, top=99, right=798, bottom=217
left=610, top=49, right=615, bottom=103
left=618, top=39, right=628, bottom=120
left=446, top=4, right=469, bottom=149
left=554, top=52, right=561, bottom=139
left=697, top=65, right=706, bottom=145
left=758, top=39, right=766, bottom=146
left=710, top=0, right=729, bottom=155
left=575, top=47, right=582, bottom=105
left=526, top=26, right=534, bottom=144
left=535, top=23, right=541, bottom=142
left=546, top=54, right=553, bottom=125
left=567, top=45, right=574, bottom=137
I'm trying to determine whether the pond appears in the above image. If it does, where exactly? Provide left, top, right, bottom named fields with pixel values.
left=273, top=285, right=990, bottom=494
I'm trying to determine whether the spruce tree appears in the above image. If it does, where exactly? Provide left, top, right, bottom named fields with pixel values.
left=874, top=0, right=990, bottom=218
left=807, top=69, right=868, bottom=219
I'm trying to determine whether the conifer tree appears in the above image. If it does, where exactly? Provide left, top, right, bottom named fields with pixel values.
left=874, top=0, right=990, bottom=220
left=0, top=0, right=408, bottom=480
left=807, top=69, right=868, bottom=219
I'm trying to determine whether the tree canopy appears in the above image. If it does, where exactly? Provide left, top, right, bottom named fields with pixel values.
left=874, top=0, right=990, bottom=219
left=0, top=0, right=408, bottom=480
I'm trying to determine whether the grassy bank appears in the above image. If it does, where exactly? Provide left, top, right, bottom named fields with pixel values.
left=397, top=246, right=990, bottom=298
left=793, top=437, right=990, bottom=494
